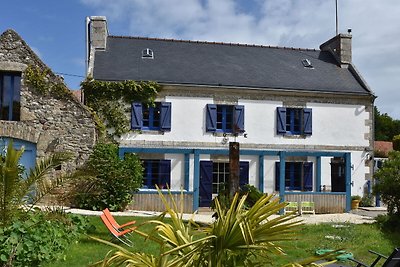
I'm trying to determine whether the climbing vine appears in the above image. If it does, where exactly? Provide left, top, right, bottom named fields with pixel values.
left=24, top=65, right=106, bottom=138
left=24, top=65, right=74, bottom=100
left=81, top=78, right=161, bottom=137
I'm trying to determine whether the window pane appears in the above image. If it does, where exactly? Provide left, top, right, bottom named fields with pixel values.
left=286, top=108, right=302, bottom=134
left=216, top=106, right=223, bottom=129
left=216, top=105, right=234, bottom=132
left=212, top=162, right=229, bottom=194
left=285, top=162, right=302, bottom=190
left=1, top=75, right=11, bottom=120
left=293, top=109, right=301, bottom=133
left=0, top=73, right=21, bottom=121
left=12, top=75, right=21, bottom=121
left=152, top=104, right=161, bottom=127
left=142, top=107, right=150, bottom=127
left=225, top=107, right=233, bottom=130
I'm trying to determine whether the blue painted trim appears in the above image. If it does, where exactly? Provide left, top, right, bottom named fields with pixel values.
left=284, top=192, right=345, bottom=195
left=258, top=155, right=264, bottom=192
left=345, top=152, right=352, bottom=212
left=193, top=152, right=200, bottom=212
left=285, top=151, right=347, bottom=157
left=279, top=152, right=286, bottom=215
left=136, top=190, right=193, bottom=195
left=119, top=147, right=345, bottom=158
left=184, top=154, right=190, bottom=191
left=316, top=156, right=322, bottom=192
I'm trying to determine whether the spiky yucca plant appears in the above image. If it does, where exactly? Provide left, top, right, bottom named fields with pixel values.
left=0, top=141, right=72, bottom=226
left=94, top=189, right=339, bottom=267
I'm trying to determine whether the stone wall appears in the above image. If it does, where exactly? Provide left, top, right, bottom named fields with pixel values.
left=0, top=29, right=97, bottom=172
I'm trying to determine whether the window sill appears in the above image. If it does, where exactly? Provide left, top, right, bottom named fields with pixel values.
left=282, top=134, right=308, bottom=139
left=131, top=129, right=165, bottom=135
left=212, top=132, right=243, bottom=137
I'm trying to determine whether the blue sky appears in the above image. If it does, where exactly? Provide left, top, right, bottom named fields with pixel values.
left=2, top=0, right=400, bottom=118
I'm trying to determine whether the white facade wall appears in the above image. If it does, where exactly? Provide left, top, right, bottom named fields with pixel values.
left=121, top=97, right=370, bottom=149
left=120, top=92, right=372, bottom=209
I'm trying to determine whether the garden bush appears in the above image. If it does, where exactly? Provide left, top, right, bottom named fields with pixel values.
left=71, top=142, right=143, bottom=211
left=211, top=184, right=266, bottom=211
left=0, top=210, right=89, bottom=266
left=373, top=151, right=400, bottom=217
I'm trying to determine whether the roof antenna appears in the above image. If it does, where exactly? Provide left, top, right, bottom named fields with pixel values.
left=335, top=0, right=339, bottom=35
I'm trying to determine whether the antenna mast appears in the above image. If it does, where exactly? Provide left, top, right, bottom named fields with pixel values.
left=335, top=0, right=339, bottom=35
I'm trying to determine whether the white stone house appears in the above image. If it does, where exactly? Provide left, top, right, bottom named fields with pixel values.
left=86, top=17, right=375, bottom=213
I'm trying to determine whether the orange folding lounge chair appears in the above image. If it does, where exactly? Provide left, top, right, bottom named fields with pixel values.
left=103, top=208, right=136, bottom=231
left=100, top=213, right=135, bottom=247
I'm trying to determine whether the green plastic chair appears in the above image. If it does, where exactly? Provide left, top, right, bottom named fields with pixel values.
left=284, top=201, right=299, bottom=214
left=300, top=201, right=315, bottom=215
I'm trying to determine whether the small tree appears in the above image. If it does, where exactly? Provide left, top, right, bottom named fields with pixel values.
left=71, top=142, right=143, bottom=211
left=373, top=151, right=400, bottom=217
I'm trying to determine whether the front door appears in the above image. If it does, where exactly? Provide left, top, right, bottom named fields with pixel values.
left=331, top=158, right=345, bottom=192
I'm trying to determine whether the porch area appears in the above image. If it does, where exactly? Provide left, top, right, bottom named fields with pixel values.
left=285, top=193, right=346, bottom=214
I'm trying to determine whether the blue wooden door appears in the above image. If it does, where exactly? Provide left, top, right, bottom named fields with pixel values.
left=199, top=161, right=213, bottom=207
left=1, top=138, right=37, bottom=177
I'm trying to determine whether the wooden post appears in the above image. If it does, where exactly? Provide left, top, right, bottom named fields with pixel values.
left=229, top=141, right=240, bottom=198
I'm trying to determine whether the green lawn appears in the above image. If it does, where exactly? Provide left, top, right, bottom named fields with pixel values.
left=44, top=215, right=400, bottom=267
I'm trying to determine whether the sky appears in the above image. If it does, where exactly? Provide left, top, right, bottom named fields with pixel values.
left=2, top=0, right=400, bottom=118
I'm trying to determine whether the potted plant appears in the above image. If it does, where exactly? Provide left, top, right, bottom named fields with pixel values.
left=351, top=195, right=362, bottom=209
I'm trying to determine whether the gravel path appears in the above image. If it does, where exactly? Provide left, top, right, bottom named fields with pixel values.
left=62, top=207, right=382, bottom=225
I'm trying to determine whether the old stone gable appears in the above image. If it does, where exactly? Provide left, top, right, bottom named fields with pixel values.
left=0, top=29, right=97, bottom=171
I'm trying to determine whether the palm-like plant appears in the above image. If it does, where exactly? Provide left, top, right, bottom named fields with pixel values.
left=0, top=141, right=72, bottom=226
left=95, top=190, right=320, bottom=267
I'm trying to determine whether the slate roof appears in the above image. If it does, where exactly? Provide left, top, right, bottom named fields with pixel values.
left=93, top=36, right=371, bottom=95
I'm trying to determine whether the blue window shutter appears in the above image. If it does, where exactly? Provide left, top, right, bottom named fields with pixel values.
left=239, top=161, right=249, bottom=187
left=234, top=105, right=245, bottom=133
left=206, top=104, right=217, bottom=132
left=131, top=102, right=143, bottom=129
left=199, top=161, right=213, bottom=206
left=160, top=102, right=172, bottom=131
left=159, top=160, right=171, bottom=188
left=303, top=108, right=312, bottom=135
left=303, top=162, right=313, bottom=191
left=275, top=162, right=280, bottom=191
left=277, top=107, right=287, bottom=134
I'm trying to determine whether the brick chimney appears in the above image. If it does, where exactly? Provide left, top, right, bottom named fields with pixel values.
left=89, top=16, right=108, bottom=50
left=320, top=33, right=352, bottom=67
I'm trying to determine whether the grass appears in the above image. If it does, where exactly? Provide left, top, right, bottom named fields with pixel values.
left=43, top=215, right=162, bottom=267
left=43, top=215, right=400, bottom=267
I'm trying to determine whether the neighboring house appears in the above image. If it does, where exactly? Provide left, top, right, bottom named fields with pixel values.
left=373, top=141, right=392, bottom=172
left=0, top=29, right=97, bottom=177
left=86, top=16, right=375, bottom=213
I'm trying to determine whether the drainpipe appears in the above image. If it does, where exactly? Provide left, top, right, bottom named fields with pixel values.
left=345, top=153, right=352, bottom=212
left=279, top=151, right=286, bottom=215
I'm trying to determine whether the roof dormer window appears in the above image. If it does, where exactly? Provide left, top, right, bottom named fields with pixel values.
left=142, top=48, right=154, bottom=59
left=302, top=59, right=313, bottom=68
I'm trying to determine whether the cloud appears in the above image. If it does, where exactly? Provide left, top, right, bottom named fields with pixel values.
left=81, top=0, right=400, bottom=118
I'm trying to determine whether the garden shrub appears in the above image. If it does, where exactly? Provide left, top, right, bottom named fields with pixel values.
left=211, top=184, right=266, bottom=211
left=0, top=210, right=89, bottom=266
left=373, top=151, right=400, bottom=217
left=71, top=142, right=143, bottom=211
left=359, top=195, right=374, bottom=207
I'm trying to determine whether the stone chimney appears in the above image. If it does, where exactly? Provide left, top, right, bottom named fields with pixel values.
left=320, top=33, right=352, bottom=67
left=86, top=16, right=108, bottom=78
left=89, top=16, right=108, bottom=50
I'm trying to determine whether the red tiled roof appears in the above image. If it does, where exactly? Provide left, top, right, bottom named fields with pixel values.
left=374, top=141, right=393, bottom=157
left=70, top=89, right=82, bottom=102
